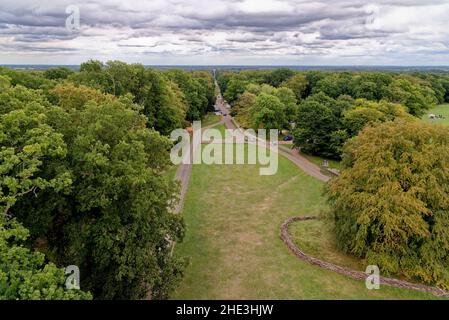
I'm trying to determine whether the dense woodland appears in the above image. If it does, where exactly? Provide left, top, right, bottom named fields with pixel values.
left=2, top=63, right=449, bottom=299
left=217, top=68, right=449, bottom=158
left=0, top=61, right=215, bottom=299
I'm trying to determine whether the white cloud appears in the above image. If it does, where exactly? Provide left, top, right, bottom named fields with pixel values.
left=0, top=0, right=448, bottom=65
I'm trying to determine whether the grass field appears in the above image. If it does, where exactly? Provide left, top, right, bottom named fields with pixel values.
left=289, top=219, right=365, bottom=271
left=214, top=123, right=227, bottom=137
left=421, top=104, right=449, bottom=125
left=302, top=153, right=342, bottom=170
left=279, top=146, right=342, bottom=170
left=202, top=113, right=222, bottom=127
left=172, top=148, right=436, bottom=299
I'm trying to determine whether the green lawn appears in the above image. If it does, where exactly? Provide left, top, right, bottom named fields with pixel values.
left=302, top=153, right=342, bottom=170
left=172, top=147, right=436, bottom=299
left=202, top=123, right=227, bottom=140
left=202, top=113, right=222, bottom=127
left=165, top=164, right=178, bottom=180
left=289, top=219, right=366, bottom=272
left=278, top=145, right=342, bottom=170
left=421, top=104, right=449, bottom=125
left=210, top=123, right=227, bottom=138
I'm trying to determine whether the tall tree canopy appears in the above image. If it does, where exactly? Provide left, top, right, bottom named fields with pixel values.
left=0, top=81, right=89, bottom=300
left=250, top=92, right=287, bottom=130
left=326, top=120, right=449, bottom=289
left=165, top=69, right=213, bottom=121
left=385, top=77, right=437, bottom=117
left=1, top=80, right=185, bottom=300
left=0, top=216, right=91, bottom=300
left=281, top=73, right=308, bottom=101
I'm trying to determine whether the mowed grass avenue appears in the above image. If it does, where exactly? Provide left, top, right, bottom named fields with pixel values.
left=172, top=147, right=437, bottom=299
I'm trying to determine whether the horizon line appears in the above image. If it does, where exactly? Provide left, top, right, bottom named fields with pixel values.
left=2, top=63, right=449, bottom=67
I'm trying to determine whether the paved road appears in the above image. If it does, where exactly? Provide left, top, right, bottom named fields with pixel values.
left=173, top=145, right=193, bottom=214
left=215, top=93, right=236, bottom=130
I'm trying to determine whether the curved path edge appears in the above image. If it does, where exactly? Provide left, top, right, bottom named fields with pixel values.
left=280, top=216, right=449, bottom=298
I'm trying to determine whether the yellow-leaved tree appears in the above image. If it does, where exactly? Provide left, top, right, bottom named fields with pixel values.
left=327, top=120, right=449, bottom=288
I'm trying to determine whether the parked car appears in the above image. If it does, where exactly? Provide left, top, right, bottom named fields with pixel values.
left=283, top=135, right=293, bottom=141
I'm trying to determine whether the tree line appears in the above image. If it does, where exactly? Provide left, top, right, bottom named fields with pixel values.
left=0, top=61, right=215, bottom=299
left=217, top=68, right=448, bottom=158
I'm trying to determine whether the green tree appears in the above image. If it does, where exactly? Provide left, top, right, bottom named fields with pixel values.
left=327, top=120, right=449, bottom=289
left=264, top=68, right=295, bottom=87
left=0, top=84, right=71, bottom=217
left=192, top=71, right=216, bottom=109
left=139, top=69, right=187, bottom=135
left=69, top=62, right=187, bottom=135
left=0, top=81, right=89, bottom=300
left=44, top=67, right=74, bottom=80
left=0, top=75, right=11, bottom=90
left=385, top=77, right=437, bottom=117
left=273, top=87, right=298, bottom=123
left=0, top=216, right=91, bottom=300
left=312, top=73, right=348, bottom=98
left=350, top=73, right=393, bottom=101
left=342, top=99, right=410, bottom=136
left=165, top=69, right=208, bottom=121
left=233, top=91, right=256, bottom=128
left=0, top=68, right=55, bottom=91
left=69, top=60, right=113, bottom=93
left=293, top=99, right=338, bottom=157
left=223, top=77, right=249, bottom=104
left=5, top=83, right=185, bottom=299
left=281, top=73, right=308, bottom=101
left=250, top=93, right=286, bottom=130
left=79, top=59, right=103, bottom=73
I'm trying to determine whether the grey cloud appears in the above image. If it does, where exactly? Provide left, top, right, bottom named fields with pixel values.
left=0, top=0, right=449, bottom=65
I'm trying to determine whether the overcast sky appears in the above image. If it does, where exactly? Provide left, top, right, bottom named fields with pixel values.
left=1, top=0, right=449, bottom=65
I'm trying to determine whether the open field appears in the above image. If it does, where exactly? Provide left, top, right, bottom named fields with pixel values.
left=202, top=113, right=222, bottom=127
left=213, top=123, right=227, bottom=137
left=172, top=148, right=437, bottom=299
left=302, top=153, right=342, bottom=170
left=289, top=219, right=365, bottom=272
left=279, top=145, right=342, bottom=170
left=421, top=104, right=449, bottom=125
